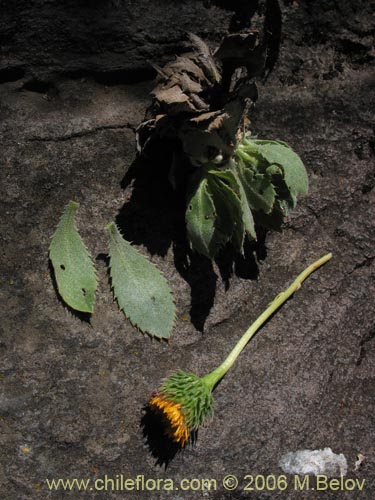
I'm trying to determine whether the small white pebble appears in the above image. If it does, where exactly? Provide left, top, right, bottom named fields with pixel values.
left=279, top=448, right=347, bottom=477
left=355, top=453, right=365, bottom=471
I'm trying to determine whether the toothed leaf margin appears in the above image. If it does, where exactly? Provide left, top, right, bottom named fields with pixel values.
left=106, top=223, right=176, bottom=339
left=49, top=201, right=97, bottom=313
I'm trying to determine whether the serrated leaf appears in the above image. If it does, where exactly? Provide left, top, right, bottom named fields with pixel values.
left=185, top=136, right=308, bottom=257
left=186, top=177, right=216, bottom=258
left=252, top=138, right=290, bottom=148
left=230, top=175, right=257, bottom=241
left=49, top=201, right=97, bottom=313
left=208, top=173, right=245, bottom=252
left=187, top=32, right=221, bottom=83
left=106, top=223, right=175, bottom=339
left=209, top=167, right=256, bottom=244
left=236, top=163, right=276, bottom=214
left=255, top=199, right=287, bottom=231
left=208, top=168, right=240, bottom=192
left=266, top=164, right=283, bottom=177
left=205, top=178, right=232, bottom=247
left=248, top=139, right=308, bottom=195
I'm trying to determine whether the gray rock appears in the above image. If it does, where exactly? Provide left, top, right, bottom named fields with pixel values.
left=1, top=2, right=374, bottom=499
left=279, top=448, right=348, bottom=477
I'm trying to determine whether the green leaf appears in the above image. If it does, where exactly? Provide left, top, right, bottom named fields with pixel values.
left=248, top=139, right=308, bottom=195
left=236, top=181, right=257, bottom=242
left=185, top=136, right=308, bottom=257
left=255, top=200, right=286, bottom=231
left=49, top=201, right=97, bottom=313
left=208, top=173, right=245, bottom=253
left=237, top=164, right=276, bottom=214
left=106, top=223, right=175, bottom=339
left=186, top=177, right=216, bottom=258
left=210, top=167, right=256, bottom=243
left=205, top=179, right=232, bottom=248
left=235, top=146, right=263, bottom=167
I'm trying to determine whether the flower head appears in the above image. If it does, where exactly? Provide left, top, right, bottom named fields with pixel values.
left=146, top=254, right=332, bottom=450
left=149, top=370, right=214, bottom=447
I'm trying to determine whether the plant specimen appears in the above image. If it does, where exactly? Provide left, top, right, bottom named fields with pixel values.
left=136, top=33, right=308, bottom=258
left=49, top=201, right=97, bottom=313
left=148, top=253, right=332, bottom=446
left=49, top=203, right=176, bottom=338
left=106, top=223, right=175, bottom=338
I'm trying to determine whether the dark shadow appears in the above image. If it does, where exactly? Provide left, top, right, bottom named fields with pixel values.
left=117, top=151, right=183, bottom=257
left=0, top=66, right=25, bottom=84
left=215, top=229, right=267, bottom=290
left=96, top=252, right=109, bottom=265
left=141, top=404, right=199, bottom=468
left=113, top=1, right=278, bottom=330
left=173, top=243, right=218, bottom=332
left=262, top=0, right=282, bottom=79
left=20, top=78, right=60, bottom=99
left=64, top=67, right=157, bottom=86
left=208, top=0, right=282, bottom=78
left=117, top=150, right=269, bottom=331
left=22, top=78, right=52, bottom=94
left=117, top=151, right=219, bottom=331
left=140, top=404, right=182, bottom=468
left=48, top=260, right=91, bottom=324
left=207, top=0, right=259, bottom=31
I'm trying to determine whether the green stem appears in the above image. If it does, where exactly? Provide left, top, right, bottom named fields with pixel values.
left=235, top=148, right=256, bottom=164
left=202, top=253, right=332, bottom=390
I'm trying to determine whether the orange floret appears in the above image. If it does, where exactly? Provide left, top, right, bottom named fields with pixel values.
left=149, top=394, right=189, bottom=446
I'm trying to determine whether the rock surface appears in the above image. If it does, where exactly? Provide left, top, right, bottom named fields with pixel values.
left=0, top=0, right=231, bottom=82
left=1, top=1, right=375, bottom=499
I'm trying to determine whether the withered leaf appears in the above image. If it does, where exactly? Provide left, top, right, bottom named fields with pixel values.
left=153, top=85, right=189, bottom=105
left=165, top=57, right=207, bottom=83
left=134, top=20, right=305, bottom=259
left=187, top=32, right=220, bottom=83
left=153, top=85, right=198, bottom=114
left=190, top=110, right=222, bottom=124
left=179, top=73, right=203, bottom=94
left=190, top=111, right=229, bottom=133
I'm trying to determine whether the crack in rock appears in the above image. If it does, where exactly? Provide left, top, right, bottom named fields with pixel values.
left=356, top=327, right=375, bottom=366
left=26, top=123, right=136, bottom=142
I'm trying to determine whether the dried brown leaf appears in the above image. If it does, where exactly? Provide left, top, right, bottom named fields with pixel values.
left=179, top=73, right=203, bottom=94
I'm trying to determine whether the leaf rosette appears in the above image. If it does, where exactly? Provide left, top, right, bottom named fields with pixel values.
left=186, top=137, right=308, bottom=258
left=136, top=25, right=308, bottom=259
